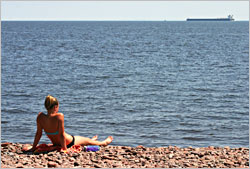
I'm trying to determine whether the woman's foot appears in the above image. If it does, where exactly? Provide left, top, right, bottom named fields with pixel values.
left=91, top=135, right=98, bottom=141
left=103, top=136, right=113, bottom=146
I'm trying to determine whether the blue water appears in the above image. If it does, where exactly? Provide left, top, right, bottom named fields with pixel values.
left=1, top=21, right=249, bottom=148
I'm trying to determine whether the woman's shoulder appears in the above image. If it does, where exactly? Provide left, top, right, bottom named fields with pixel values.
left=36, top=112, right=46, bottom=122
left=37, top=112, right=46, bottom=118
left=36, top=112, right=64, bottom=120
left=55, top=112, right=64, bottom=119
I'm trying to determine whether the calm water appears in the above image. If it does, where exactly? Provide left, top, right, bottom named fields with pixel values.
left=1, top=21, right=249, bottom=148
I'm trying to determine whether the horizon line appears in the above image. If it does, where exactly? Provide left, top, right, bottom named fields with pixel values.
left=1, top=19, right=248, bottom=22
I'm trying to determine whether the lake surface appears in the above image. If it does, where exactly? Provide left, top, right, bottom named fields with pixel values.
left=1, top=21, right=249, bottom=148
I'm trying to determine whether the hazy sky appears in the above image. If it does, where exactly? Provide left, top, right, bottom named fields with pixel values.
left=1, top=1, right=249, bottom=21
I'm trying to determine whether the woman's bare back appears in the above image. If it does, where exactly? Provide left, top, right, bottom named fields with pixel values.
left=37, top=112, right=73, bottom=146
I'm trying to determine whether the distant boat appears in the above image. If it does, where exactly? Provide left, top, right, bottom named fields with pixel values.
left=186, top=15, right=235, bottom=21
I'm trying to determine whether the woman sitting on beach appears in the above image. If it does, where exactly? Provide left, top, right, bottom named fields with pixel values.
left=30, top=95, right=113, bottom=152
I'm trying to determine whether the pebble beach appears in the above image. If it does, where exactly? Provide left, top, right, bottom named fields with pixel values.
left=1, top=142, right=249, bottom=168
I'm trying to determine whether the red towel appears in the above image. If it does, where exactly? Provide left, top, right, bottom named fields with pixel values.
left=34, top=144, right=61, bottom=153
left=22, top=144, right=82, bottom=154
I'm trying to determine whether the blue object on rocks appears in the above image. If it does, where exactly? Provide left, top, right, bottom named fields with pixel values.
left=83, top=145, right=100, bottom=152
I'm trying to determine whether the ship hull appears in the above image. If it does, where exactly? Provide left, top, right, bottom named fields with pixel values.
left=187, top=18, right=234, bottom=21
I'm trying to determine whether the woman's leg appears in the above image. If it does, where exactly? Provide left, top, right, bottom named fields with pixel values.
left=91, top=135, right=98, bottom=141
left=74, top=136, right=113, bottom=146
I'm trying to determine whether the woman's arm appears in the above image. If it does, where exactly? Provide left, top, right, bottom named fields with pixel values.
left=58, top=113, right=67, bottom=150
left=31, top=113, right=43, bottom=151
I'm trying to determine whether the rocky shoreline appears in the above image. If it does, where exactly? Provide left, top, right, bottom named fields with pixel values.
left=1, top=142, right=249, bottom=168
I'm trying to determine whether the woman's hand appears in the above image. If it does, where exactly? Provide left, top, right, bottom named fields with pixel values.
left=30, top=147, right=37, bottom=152
left=22, top=145, right=36, bottom=152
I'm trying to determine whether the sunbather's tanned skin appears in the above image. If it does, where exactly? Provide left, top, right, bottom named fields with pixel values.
left=30, top=95, right=113, bottom=152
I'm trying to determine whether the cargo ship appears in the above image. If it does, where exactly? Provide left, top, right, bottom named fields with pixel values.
left=186, top=15, right=234, bottom=21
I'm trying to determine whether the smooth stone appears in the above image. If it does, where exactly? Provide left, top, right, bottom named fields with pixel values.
left=48, top=161, right=58, bottom=168
left=15, top=163, right=24, bottom=168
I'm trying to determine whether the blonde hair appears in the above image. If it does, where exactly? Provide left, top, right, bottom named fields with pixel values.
left=44, top=95, right=59, bottom=110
